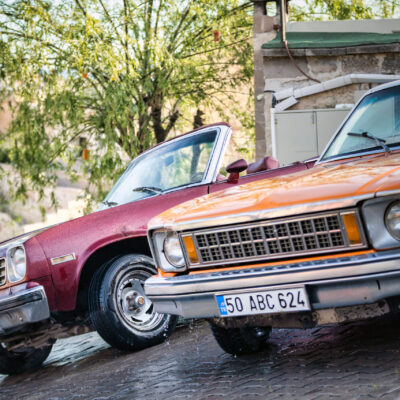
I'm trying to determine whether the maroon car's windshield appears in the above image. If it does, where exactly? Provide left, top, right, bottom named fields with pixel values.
left=101, top=130, right=218, bottom=208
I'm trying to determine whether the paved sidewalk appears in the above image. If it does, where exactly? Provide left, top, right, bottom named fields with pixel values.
left=1, top=317, right=400, bottom=399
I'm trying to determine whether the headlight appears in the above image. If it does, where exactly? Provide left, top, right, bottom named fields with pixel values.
left=385, top=201, right=400, bottom=240
left=163, top=232, right=185, bottom=268
left=7, top=246, right=26, bottom=283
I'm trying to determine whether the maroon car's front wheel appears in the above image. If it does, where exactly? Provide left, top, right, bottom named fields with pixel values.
left=0, top=343, right=53, bottom=375
left=88, top=254, right=177, bottom=351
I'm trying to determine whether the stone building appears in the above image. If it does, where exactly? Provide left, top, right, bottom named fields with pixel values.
left=252, top=0, right=400, bottom=163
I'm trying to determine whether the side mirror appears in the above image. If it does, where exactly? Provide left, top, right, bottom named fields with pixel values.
left=226, top=159, right=248, bottom=184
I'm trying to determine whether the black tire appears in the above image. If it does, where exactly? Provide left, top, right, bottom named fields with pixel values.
left=210, top=323, right=271, bottom=355
left=0, top=344, right=53, bottom=375
left=88, top=254, right=178, bottom=351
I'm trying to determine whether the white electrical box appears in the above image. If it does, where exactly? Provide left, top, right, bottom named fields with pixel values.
left=273, top=108, right=351, bottom=165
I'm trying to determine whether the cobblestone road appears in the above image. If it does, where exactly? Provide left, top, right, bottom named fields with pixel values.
left=2, top=316, right=400, bottom=400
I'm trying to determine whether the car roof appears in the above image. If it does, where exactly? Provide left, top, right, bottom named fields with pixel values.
left=366, top=79, right=400, bottom=95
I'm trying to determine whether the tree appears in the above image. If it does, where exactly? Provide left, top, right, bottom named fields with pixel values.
left=0, top=0, right=253, bottom=203
left=290, top=0, right=400, bottom=21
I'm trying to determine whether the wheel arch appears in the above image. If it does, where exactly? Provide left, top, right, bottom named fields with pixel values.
left=75, top=236, right=152, bottom=314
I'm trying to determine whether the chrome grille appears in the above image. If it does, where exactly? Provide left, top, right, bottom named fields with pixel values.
left=0, top=258, right=6, bottom=286
left=188, top=211, right=365, bottom=266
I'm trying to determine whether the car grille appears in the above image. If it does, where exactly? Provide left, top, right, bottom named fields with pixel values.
left=188, top=211, right=366, bottom=267
left=0, top=258, right=6, bottom=286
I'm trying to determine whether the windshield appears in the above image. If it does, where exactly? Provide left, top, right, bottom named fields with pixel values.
left=321, top=85, right=400, bottom=161
left=101, top=130, right=218, bottom=207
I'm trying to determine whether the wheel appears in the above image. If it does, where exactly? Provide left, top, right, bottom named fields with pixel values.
left=209, top=323, right=271, bottom=355
left=0, top=343, right=53, bottom=375
left=88, top=254, right=178, bottom=351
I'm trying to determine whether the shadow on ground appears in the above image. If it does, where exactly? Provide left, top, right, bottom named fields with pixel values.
left=1, top=317, right=400, bottom=399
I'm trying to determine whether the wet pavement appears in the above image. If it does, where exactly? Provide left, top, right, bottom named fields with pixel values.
left=2, top=316, right=400, bottom=399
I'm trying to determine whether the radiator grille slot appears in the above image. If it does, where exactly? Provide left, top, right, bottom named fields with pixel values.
left=0, top=258, right=6, bottom=286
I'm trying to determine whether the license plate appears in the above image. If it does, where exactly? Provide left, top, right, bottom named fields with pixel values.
left=216, top=287, right=310, bottom=317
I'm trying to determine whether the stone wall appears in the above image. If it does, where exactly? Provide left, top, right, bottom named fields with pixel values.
left=252, top=0, right=400, bottom=159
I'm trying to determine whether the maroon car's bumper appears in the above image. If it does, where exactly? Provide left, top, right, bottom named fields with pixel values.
left=0, top=283, right=50, bottom=334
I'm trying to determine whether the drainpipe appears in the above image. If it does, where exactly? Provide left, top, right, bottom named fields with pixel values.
left=279, top=0, right=320, bottom=83
left=280, top=0, right=287, bottom=43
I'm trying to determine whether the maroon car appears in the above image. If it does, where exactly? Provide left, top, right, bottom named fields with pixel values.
left=0, top=123, right=315, bottom=374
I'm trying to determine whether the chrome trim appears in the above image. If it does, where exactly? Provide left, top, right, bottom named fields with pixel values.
left=206, top=126, right=232, bottom=183
left=6, top=245, right=26, bottom=284
left=182, top=210, right=366, bottom=268
left=0, top=285, right=50, bottom=334
left=101, top=124, right=232, bottom=210
left=0, top=258, right=5, bottom=286
left=150, top=194, right=373, bottom=232
left=150, top=229, right=188, bottom=273
left=51, top=252, right=76, bottom=266
left=146, top=269, right=400, bottom=318
left=144, top=249, right=400, bottom=297
left=376, top=189, right=400, bottom=198
left=362, top=195, right=400, bottom=249
left=317, top=148, right=400, bottom=165
left=194, top=126, right=221, bottom=184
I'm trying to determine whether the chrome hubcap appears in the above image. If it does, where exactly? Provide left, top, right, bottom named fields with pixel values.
left=116, top=270, right=164, bottom=332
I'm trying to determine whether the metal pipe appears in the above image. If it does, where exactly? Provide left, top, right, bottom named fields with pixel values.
left=280, top=0, right=286, bottom=42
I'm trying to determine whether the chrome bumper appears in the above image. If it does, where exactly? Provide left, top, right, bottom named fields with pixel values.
left=0, top=285, right=50, bottom=334
left=145, top=250, right=400, bottom=318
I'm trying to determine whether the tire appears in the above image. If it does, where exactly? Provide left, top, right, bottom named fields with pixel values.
left=88, top=254, right=178, bottom=351
left=0, top=343, right=53, bottom=375
left=210, top=323, right=271, bottom=356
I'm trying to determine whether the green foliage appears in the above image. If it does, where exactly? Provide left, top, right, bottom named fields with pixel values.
left=290, top=0, right=400, bottom=21
left=0, top=148, right=10, bottom=163
left=0, top=0, right=253, bottom=203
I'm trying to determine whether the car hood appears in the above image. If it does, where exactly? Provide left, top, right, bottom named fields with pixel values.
left=0, top=226, right=53, bottom=248
left=150, top=152, right=400, bottom=228
left=0, top=226, right=54, bottom=257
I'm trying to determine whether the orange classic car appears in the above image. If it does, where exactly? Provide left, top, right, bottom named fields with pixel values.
left=145, top=80, right=400, bottom=355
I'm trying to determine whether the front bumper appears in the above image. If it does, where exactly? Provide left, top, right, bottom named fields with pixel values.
left=0, top=284, right=50, bottom=334
left=145, top=249, right=400, bottom=318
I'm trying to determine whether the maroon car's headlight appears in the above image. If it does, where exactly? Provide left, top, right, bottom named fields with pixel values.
left=7, top=245, right=27, bottom=283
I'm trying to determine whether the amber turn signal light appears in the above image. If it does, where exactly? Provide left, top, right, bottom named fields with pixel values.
left=342, top=213, right=362, bottom=245
left=183, top=235, right=199, bottom=264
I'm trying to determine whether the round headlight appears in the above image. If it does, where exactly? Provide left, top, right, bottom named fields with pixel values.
left=163, top=232, right=185, bottom=268
left=7, top=246, right=26, bottom=283
left=385, top=201, right=400, bottom=240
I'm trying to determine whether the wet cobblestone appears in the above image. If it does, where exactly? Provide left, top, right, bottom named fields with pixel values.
left=2, top=316, right=400, bottom=399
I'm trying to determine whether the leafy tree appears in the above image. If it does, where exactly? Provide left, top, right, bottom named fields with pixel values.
left=0, top=0, right=253, bottom=203
left=290, top=0, right=400, bottom=21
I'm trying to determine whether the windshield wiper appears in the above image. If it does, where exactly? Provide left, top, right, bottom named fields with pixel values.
left=132, top=186, right=163, bottom=194
left=347, top=131, right=391, bottom=154
left=102, top=200, right=118, bottom=207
